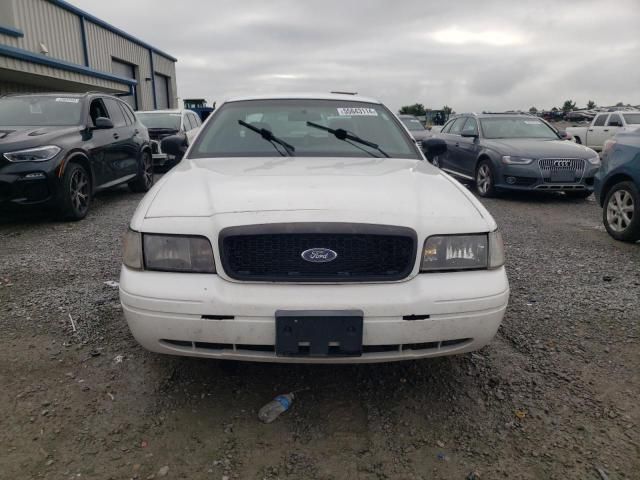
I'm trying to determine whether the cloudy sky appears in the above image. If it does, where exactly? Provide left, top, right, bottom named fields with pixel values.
left=76, top=0, right=640, bottom=112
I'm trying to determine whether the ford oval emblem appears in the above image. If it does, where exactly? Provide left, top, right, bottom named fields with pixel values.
left=301, top=248, right=338, bottom=263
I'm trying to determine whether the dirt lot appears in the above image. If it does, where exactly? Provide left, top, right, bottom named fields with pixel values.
left=1, top=185, right=639, bottom=480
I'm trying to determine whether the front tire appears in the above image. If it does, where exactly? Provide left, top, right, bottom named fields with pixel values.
left=128, top=151, right=154, bottom=193
left=574, top=136, right=582, bottom=145
left=603, top=181, right=640, bottom=242
left=475, top=160, right=497, bottom=198
left=59, top=162, right=91, bottom=221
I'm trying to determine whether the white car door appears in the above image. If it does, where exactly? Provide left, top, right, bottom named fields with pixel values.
left=603, top=113, right=625, bottom=142
left=184, top=112, right=201, bottom=143
left=587, top=113, right=609, bottom=150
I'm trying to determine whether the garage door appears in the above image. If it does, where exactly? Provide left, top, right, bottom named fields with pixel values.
left=154, top=73, right=170, bottom=109
left=111, top=59, right=137, bottom=110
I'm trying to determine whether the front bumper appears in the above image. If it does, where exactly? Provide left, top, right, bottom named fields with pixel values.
left=494, top=162, right=599, bottom=192
left=0, top=159, right=61, bottom=208
left=119, top=266, right=509, bottom=363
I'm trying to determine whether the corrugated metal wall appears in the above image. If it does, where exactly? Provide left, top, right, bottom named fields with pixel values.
left=0, top=80, right=50, bottom=95
left=0, top=0, right=178, bottom=109
left=12, top=0, right=84, bottom=64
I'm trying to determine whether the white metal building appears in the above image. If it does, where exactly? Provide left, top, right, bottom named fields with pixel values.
left=0, top=0, right=177, bottom=110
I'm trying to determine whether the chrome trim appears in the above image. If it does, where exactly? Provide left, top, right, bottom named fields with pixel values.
left=441, top=168, right=474, bottom=180
left=537, top=158, right=586, bottom=184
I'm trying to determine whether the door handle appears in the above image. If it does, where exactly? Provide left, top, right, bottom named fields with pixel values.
left=455, top=142, right=460, bottom=147
left=603, top=129, right=609, bottom=132
left=588, top=129, right=593, bottom=131
left=113, top=133, right=120, bottom=139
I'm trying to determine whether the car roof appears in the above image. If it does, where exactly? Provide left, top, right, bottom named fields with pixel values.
left=224, top=92, right=381, bottom=104
left=137, top=109, right=186, bottom=114
left=398, top=114, right=419, bottom=119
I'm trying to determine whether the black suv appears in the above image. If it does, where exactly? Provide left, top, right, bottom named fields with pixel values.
left=0, top=92, right=153, bottom=220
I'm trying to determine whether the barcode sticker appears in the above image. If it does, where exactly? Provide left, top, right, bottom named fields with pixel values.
left=55, top=98, right=80, bottom=103
left=337, top=107, right=378, bottom=116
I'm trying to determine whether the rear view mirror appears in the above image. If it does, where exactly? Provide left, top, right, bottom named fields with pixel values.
left=423, top=138, right=447, bottom=160
left=161, top=134, right=188, bottom=160
left=93, top=117, right=113, bottom=129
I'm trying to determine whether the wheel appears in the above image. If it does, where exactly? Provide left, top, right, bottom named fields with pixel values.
left=574, top=136, right=582, bottom=144
left=565, top=190, right=592, bottom=200
left=58, top=162, right=91, bottom=221
left=475, top=160, right=497, bottom=197
left=128, top=151, right=154, bottom=193
left=603, top=181, right=640, bottom=242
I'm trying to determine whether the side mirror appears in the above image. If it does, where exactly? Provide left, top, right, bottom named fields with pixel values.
left=557, top=130, right=570, bottom=140
left=93, top=117, right=113, bottom=129
left=461, top=131, right=478, bottom=138
left=423, top=138, right=447, bottom=160
left=161, top=134, right=188, bottom=159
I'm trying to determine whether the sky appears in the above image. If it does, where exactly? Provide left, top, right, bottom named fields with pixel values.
left=75, top=0, right=640, bottom=113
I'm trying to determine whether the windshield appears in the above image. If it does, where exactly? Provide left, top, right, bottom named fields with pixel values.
left=137, top=113, right=181, bottom=130
left=189, top=99, right=420, bottom=159
left=623, top=113, right=640, bottom=125
left=401, top=117, right=425, bottom=131
left=480, top=117, right=558, bottom=139
left=0, top=96, right=83, bottom=126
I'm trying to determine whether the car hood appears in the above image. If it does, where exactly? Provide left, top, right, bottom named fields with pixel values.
left=0, top=125, right=80, bottom=152
left=482, top=138, right=597, bottom=158
left=408, top=130, right=431, bottom=141
left=138, top=157, right=493, bottom=232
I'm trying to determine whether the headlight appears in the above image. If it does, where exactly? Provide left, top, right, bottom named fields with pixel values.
left=501, top=155, right=534, bottom=165
left=143, top=233, right=215, bottom=273
left=3, top=145, right=61, bottom=162
left=586, top=153, right=601, bottom=165
left=420, top=231, right=504, bottom=272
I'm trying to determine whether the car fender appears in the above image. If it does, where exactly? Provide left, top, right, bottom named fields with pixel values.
left=57, top=149, right=94, bottom=189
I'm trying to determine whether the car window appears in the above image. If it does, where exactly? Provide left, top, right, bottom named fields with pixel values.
left=593, top=114, right=608, bottom=127
left=607, top=114, right=622, bottom=126
left=623, top=113, right=640, bottom=125
left=120, top=102, right=136, bottom=125
left=104, top=98, right=126, bottom=127
left=400, top=117, right=425, bottom=131
left=137, top=112, right=181, bottom=130
left=89, top=98, right=109, bottom=126
left=0, top=95, right=84, bottom=126
left=192, top=113, right=201, bottom=127
left=186, top=113, right=196, bottom=130
left=479, top=117, right=558, bottom=139
left=190, top=99, right=421, bottom=159
left=448, top=117, right=467, bottom=135
left=441, top=119, right=455, bottom=134
left=461, top=118, right=479, bottom=136
left=190, top=113, right=200, bottom=128
left=117, top=102, right=132, bottom=126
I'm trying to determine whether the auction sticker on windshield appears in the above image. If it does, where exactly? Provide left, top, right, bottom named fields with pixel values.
left=55, top=98, right=79, bottom=103
left=337, top=107, right=378, bottom=116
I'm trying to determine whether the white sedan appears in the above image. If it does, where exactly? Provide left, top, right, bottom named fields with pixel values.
left=119, top=93, right=509, bottom=363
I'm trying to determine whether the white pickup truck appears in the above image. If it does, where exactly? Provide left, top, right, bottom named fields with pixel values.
left=566, top=111, right=640, bottom=151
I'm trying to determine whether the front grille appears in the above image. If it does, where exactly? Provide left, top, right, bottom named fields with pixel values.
left=219, top=223, right=417, bottom=282
left=538, top=158, right=585, bottom=183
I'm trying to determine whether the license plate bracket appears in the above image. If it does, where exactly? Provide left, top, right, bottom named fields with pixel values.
left=550, top=170, right=576, bottom=183
left=275, top=310, right=363, bottom=357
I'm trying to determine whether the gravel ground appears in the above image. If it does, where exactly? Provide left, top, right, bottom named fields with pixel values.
left=1, top=183, right=638, bottom=480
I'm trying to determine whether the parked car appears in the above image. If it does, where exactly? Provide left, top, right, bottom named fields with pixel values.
left=594, top=128, right=640, bottom=242
left=431, top=113, right=601, bottom=198
left=0, top=92, right=153, bottom=220
left=566, top=111, right=640, bottom=151
left=136, top=109, right=202, bottom=169
left=564, top=111, right=595, bottom=122
left=119, top=93, right=509, bottom=363
left=398, top=114, right=431, bottom=149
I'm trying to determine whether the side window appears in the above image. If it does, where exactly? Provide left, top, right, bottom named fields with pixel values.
left=190, top=113, right=200, bottom=128
left=104, top=98, right=126, bottom=127
left=449, top=117, right=467, bottom=135
left=192, top=113, right=201, bottom=127
left=607, top=114, right=622, bottom=126
left=89, top=99, right=109, bottom=126
left=461, top=118, right=479, bottom=136
left=593, top=114, right=607, bottom=127
left=184, top=114, right=194, bottom=131
left=119, top=102, right=135, bottom=125
left=117, top=103, right=131, bottom=126
left=441, top=119, right=455, bottom=133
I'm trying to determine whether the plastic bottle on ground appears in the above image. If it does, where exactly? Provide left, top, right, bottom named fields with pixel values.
left=258, top=393, right=295, bottom=423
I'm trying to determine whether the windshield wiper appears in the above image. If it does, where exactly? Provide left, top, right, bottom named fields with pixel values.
left=306, top=121, right=390, bottom=158
left=238, top=120, right=295, bottom=156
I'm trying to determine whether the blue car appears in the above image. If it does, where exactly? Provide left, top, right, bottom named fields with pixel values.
left=594, top=129, right=640, bottom=242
